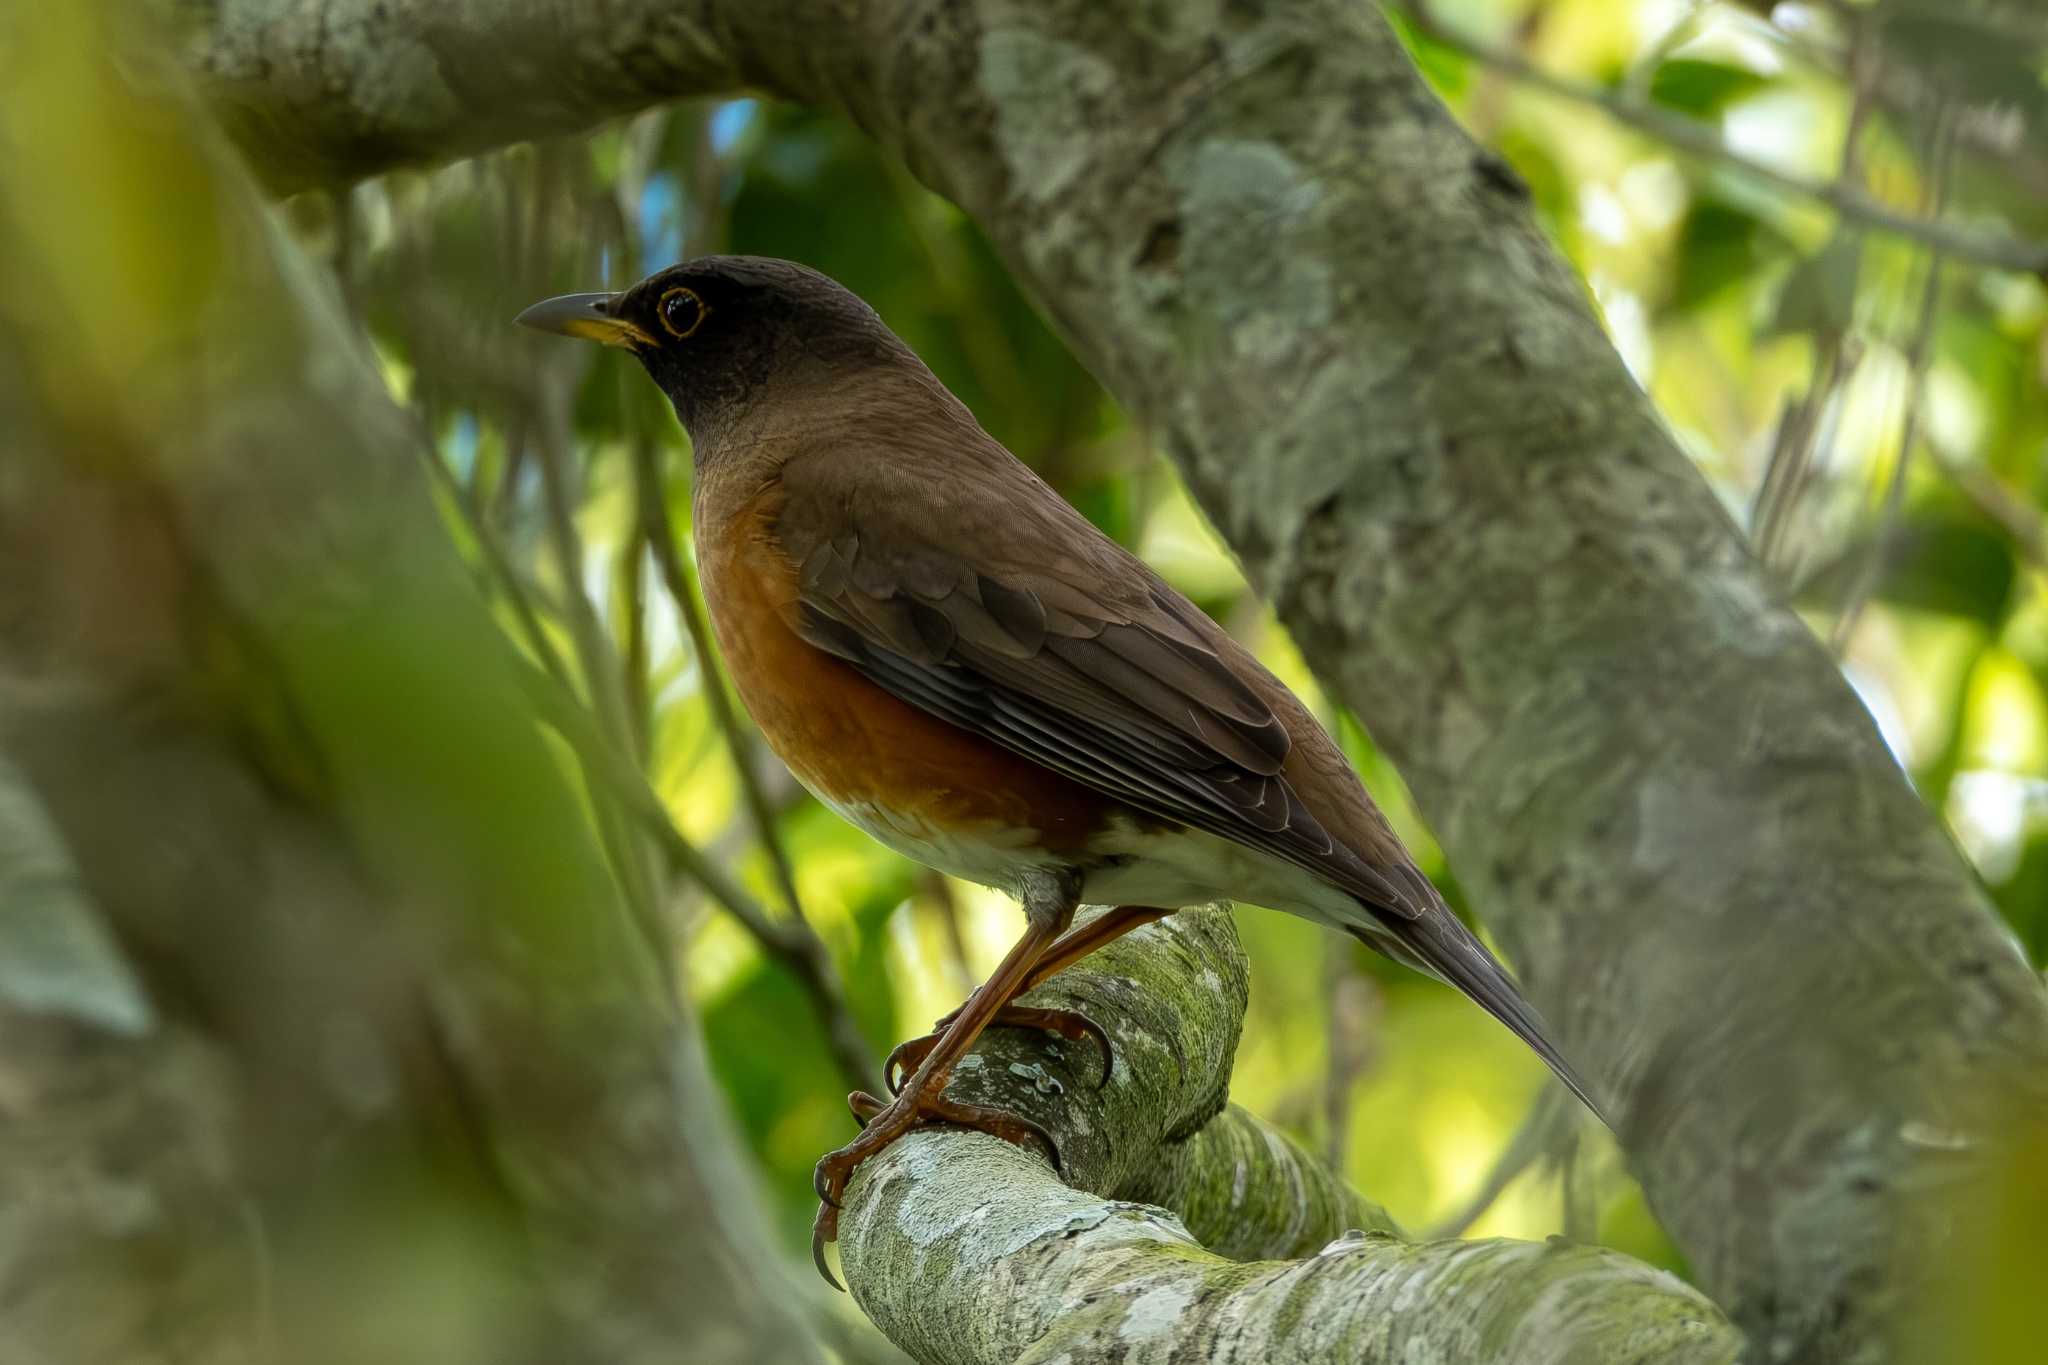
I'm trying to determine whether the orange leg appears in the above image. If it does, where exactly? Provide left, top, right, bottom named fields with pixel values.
left=811, top=903, right=1074, bottom=1286
left=884, top=906, right=1172, bottom=1094
left=1022, top=904, right=1173, bottom=986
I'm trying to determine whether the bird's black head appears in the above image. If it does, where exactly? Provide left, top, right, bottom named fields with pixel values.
left=516, top=256, right=904, bottom=444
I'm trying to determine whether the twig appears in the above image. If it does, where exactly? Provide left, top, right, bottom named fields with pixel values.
left=1395, top=3, right=2048, bottom=274
left=530, top=374, right=672, bottom=964
left=1319, top=936, right=1378, bottom=1170
left=422, top=433, right=577, bottom=694
left=620, top=519, right=653, bottom=758
left=625, top=105, right=813, bottom=930
left=919, top=867, right=977, bottom=995
left=597, top=110, right=880, bottom=1095
left=1832, top=108, right=1957, bottom=651
left=1558, top=1124, right=1597, bottom=1244
left=1752, top=27, right=1878, bottom=576
left=1753, top=344, right=1848, bottom=574
left=631, top=440, right=814, bottom=933
left=1424, top=1081, right=1577, bottom=1240
left=1934, top=457, right=2048, bottom=571
left=514, top=653, right=885, bottom=1098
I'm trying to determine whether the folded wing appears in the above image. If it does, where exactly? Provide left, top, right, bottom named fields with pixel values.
left=788, top=517, right=1432, bottom=921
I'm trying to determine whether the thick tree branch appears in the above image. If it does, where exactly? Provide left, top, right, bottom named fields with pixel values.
left=171, top=0, right=2048, bottom=1358
left=836, top=907, right=1736, bottom=1364
left=0, top=13, right=849, bottom=1359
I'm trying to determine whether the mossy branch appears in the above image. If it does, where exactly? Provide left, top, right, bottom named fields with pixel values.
left=836, top=907, right=1736, bottom=1365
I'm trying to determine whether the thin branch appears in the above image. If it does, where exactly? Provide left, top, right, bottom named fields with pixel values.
left=1424, top=1081, right=1577, bottom=1240
left=559, top=107, right=878, bottom=1096
left=1319, top=935, right=1377, bottom=1170
left=918, top=867, right=977, bottom=996
left=1832, top=108, right=1958, bottom=650
left=1933, top=457, right=2048, bottom=571
left=514, top=652, right=886, bottom=1098
left=628, top=104, right=814, bottom=937
left=1753, top=345, right=1847, bottom=574
left=495, top=382, right=873, bottom=1092
left=633, top=440, right=813, bottom=931
left=1753, top=23, right=1878, bottom=577
left=1395, top=3, right=2048, bottom=274
left=532, top=388, right=673, bottom=963
left=426, top=404, right=882, bottom=1095
left=620, top=521, right=653, bottom=758
left=423, top=429, right=578, bottom=693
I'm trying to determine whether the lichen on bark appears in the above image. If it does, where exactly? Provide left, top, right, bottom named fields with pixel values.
left=834, top=907, right=1737, bottom=1364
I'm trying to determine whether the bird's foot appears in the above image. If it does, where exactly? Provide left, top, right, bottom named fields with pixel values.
left=810, top=1086, right=1059, bottom=1288
left=884, top=1004, right=1111, bottom=1095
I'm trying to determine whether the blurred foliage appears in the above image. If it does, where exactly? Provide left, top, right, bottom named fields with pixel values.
left=295, top=0, right=2048, bottom=1297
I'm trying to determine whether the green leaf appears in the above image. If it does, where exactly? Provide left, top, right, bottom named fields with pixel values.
left=1668, top=200, right=1795, bottom=312
left=1801, top=499, right=2019, bottom=627
left=1768, top=234, right=1863, bottom=339
left=1878, top=514, right=2018, bottom=625
left=1647, top=59, right=1772, bottom=118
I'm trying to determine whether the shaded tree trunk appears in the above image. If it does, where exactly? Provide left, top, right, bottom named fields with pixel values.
left=0, top=10, right=844, bottom=1362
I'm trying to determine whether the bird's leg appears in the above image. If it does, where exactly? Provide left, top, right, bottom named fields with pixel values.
left=885, top=905, right=1171, bottom=1094
left=1021, top=903, right=1174, bottom=985
left=810, top=874, right=1079, bottom=1287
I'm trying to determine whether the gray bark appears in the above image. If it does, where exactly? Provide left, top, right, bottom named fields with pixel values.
left=0, top=14, right=845, bottom=1362
left=141, top=0, right=2048, bottom=1359
left=838, top=906, right=1737, bottom=1365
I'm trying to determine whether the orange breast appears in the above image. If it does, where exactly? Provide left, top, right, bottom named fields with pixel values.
left=696, top=483, right=1113, bottom=857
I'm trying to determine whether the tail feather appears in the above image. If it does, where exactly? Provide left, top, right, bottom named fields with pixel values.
left=1352, top=911, right=1609, bottom=1130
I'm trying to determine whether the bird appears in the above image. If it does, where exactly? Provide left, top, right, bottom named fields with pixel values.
left=518, top=256, right=1604, bottom=1282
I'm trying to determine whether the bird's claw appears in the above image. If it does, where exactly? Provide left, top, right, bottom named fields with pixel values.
left=884, top=1004, right=1112, bottom=1094
left=811, top=1204, right=843, bottom=1291
left=807, top=1084, right=1063, bottom=1289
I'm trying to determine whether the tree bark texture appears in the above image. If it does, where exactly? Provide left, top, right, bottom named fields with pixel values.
left=837, top=906, right=1737, bottom=1365
left=0, top=11, right=840, bottom=1361
left=145, top=0, right=2048, bottom=1359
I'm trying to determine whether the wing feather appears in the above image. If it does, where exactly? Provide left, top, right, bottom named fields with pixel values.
left=790, top=530, right=1423, bottom=918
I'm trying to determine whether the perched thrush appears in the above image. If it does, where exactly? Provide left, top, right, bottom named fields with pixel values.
left=520, top=257, right=1602, bottom=1283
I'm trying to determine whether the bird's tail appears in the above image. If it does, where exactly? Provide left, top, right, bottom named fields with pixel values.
left=1351, top=911, right=1610, bottom=1130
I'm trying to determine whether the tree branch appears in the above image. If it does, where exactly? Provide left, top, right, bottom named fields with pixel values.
left=0, top=11, right=848, bottom=1357
left=1395, top=2, right=2048, bottom=274
left=515, top=651, right=888, bottom=1098
left=837, top=907, right=1737, bottom=1364
left=423, top=414, right=885, bottom=1099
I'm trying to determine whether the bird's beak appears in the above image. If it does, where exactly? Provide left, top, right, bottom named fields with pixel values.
left=514, top=292, right=656, bottom=349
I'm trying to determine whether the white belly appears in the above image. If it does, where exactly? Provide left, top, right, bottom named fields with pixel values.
left=808, top=781, right=1362, bottom=931
left=1077, top=820, right=1363, bottom=928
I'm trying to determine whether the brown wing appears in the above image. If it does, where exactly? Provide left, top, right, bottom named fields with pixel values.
left=777, top=459, right=1429, bottom=921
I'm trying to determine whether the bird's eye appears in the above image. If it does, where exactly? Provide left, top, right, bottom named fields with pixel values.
left=658, top=287, right=708, bottom=339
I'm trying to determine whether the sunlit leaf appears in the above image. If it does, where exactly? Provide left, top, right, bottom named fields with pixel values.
left=1647, top=60, right=1771, bottom=118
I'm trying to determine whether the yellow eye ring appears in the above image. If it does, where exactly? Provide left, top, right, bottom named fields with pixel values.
left=658, top=287, right=709, bottom=339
